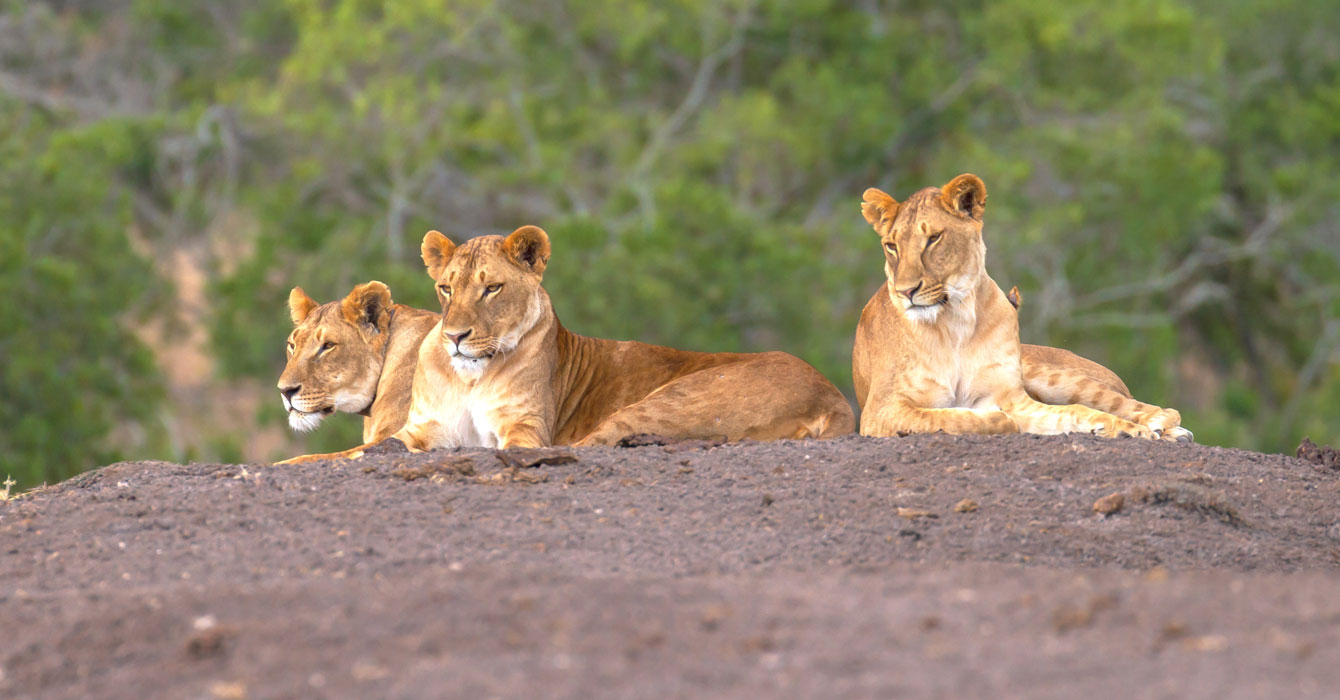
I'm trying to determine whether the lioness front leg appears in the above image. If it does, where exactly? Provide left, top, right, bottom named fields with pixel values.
left=999, top=392, right=1153, bottom=439
left=275, top=443, right=375, bottom=465
left=860, top=399, right=1018, bottom=437
left=1020, top=348, right=1190, bottom=442
left=1067, top=384, right=1190, bottom=442
left=1066, top=383, right=1195, bottom=439
left=498, top=420, right=548, bottom=449
left=275, top=428, right=429, bottom=465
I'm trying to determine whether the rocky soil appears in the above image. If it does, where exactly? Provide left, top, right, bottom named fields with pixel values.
left=3, top=433, right=1339, bottom=699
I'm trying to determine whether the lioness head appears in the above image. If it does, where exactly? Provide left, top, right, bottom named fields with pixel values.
left=277, top=281, right=394, bottom=432
left=420, top=225, right=550, bottom=379
left=861, top=173, right=988, bottom=323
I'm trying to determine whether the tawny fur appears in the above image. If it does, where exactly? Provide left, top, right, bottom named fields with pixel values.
left=852, top=174, right=1190, bottom=441
left=278, top=227, right=854, bottom=463
left=278, top=282, right=439, bottom=443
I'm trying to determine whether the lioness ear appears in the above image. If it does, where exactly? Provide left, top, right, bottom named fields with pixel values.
left=940, top=173, right=986, bottom=220
left=861, top=188, right=900, bottom=231
left=421, top=230, right=456, bottom=280
left=503, top=225, right=551, bottom=275
left=289, top=287, right=318, bottom=325
left=341, top=280, right=393, bottom=331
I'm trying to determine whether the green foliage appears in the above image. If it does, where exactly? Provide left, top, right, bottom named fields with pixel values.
left=4, top=0, right=1339, bottom=481
left=0, top=103, right=166, bottom=487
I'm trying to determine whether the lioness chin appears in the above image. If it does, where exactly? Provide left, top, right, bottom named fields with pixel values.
left=852, top=173, right=1192, bottom=441
left=278, top=226, right=855, bottom=464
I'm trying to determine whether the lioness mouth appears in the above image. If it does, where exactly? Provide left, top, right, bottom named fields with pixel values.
left=287, top=407, right=334, bottom=417
left=909, top=298, right=948, bottom=309
left=286, top=406, right=333, bottom=433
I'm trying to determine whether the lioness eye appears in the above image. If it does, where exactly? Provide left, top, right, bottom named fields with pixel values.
left=485, top=283, right=502, bottom=295
left=883, top=241, right=897, bottom=255
left=438, top=285, right=451, bottom=297
left=928, top=232, right=943, bottom=245
left=320, top=341, right=335, bottom=352
left=286, top=342, right=294, bottom=354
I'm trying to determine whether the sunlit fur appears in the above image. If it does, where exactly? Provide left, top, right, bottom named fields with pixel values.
left=276, top=282, right=438, bottom=445
left=276, top=225, right=856, bottom=464
left=853, top=174, right=1191, bottom=441
left=287, top=407, right=327, bottom=433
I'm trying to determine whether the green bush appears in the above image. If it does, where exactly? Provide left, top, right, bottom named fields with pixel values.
left=3, top=0, right=1337, bottom=486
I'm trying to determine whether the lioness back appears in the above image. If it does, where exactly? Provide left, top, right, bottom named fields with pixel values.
left=548, top=334, right=853, bottom=445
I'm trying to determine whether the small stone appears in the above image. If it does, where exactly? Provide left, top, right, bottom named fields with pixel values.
left=495, top=447, right=577, bottom=469
left=953, top=498, right=978, bottom=513
left=897, top=507, right=935, bottom=519
left=1182, top=635, right=1229, bottom=652
left=1093, top=492, right=1125, bottom=515
left=362, top=437, right=409, bottom=455
left=210, top=681, right=246, bottom=699
left=1144, top=566, right=1170, bottom=583
left=616, top=434, right=671, bottom=448
left=510, top=468, right=548, bottom=484
left=1297, top=437, right=1340, bottom=469
left=187, top=626, right=234, bottom=659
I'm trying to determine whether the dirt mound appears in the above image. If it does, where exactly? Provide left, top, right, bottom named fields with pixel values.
left=3, top=434, right=1339, bottom=698
left=1297, top=437, right=1340, bottom=470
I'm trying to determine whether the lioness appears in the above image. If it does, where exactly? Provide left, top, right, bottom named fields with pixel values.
left=278, top=226, right=854, bottom=463
left=278, top=281, right=439, bottom=443
left=853, top=173, right=1191, bottom=440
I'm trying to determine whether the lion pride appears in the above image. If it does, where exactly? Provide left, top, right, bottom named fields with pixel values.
left=278, top=226, right=854, bottom=463
left=853, top=173, right=1191, bottom=441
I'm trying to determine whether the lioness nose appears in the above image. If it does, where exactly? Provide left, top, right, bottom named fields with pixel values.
left=446, top=329, right=472, bottom=346
left=898, top=281, right=923, bottom=300
left=279, top=385, right=300, bottom=401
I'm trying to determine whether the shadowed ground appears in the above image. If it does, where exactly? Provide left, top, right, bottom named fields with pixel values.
left=2, top=434, right=1338, bottom=698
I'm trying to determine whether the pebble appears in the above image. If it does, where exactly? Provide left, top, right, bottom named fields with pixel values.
left=1093, top=492, right=1125, bottom=515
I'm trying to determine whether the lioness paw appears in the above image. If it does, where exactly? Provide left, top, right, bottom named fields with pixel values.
left=1142, top=408, right=1182, bottom=432
left=1090, top=419, right=1154, bottom=440
left=1157, top=426, right=1195, bottom=443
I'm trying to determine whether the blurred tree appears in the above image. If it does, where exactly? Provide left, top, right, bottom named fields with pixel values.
left=0, top=103, right=167, bottom=486
left=2, top=0, right=1337, bottom=482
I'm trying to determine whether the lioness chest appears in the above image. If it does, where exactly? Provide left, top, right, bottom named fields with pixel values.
left=914, top=350, right=1002, bottom=410
left=899, top=311, right=1018, bottom=411
left=405, top=368, right=510, bottom=449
